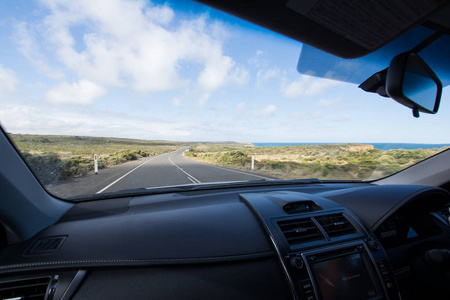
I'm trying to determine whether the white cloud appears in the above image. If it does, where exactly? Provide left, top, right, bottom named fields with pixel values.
left=237, top=102, right=246, bottom=112
left=291, top=112, right=304, bottom=119
left=172, top=97, right=181, bottom=107
left=0, top=65, right=19, bottom=92
left=14, top=22, right=65, bottom=80
left=0, top=103, right=191, bottom=138
left=311, top=111, right=324, bottom=119
left=318, top=99, right=333, bottom=107
left=256, top=67, right=280, bottom=87
left=211, top=101, right=228, bottom=111
left=291, top=110, right=324, bottom=120
left=144, top=4, right=174, bottom=25
left=17, top=0, right=248, bottom=95
left=46, top=79, right=106, bottom=104
left=198, top=55, right=249, bottom=90
left=197, top=93, right=210, bottom=107
left=333, top=116, right=350, bottom=122
left=248, top=49, right=265, bottom=67
left=318, top=97, right=342, bottom=107
left=254, top=104, right=276, bottom=118
left=281, top=75, right=339, bottom=98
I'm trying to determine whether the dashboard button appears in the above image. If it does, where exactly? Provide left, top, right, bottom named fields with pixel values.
left=301, top=282, right=312, bottom=290
left=368, top=240, right=381, bottom=250
left=290, top=256, right=304, bottom=269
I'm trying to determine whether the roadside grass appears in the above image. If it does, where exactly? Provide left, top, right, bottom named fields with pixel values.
left=183, top=143, right=448, bottom=180
left=9, top=134, right=189, bottom=184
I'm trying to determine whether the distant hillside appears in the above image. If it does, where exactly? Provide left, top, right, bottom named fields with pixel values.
left=9, top=134, right=186, bottom=155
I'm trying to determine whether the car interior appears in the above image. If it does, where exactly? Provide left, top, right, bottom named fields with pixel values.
left=1, top=0, right=450, bottom=299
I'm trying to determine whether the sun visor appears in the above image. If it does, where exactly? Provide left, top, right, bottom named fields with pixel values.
left=297, top=26, right=450, bottom=87
left=286, top=0, right=440, bottom=51
left=197, top=0, right=447, bottom=59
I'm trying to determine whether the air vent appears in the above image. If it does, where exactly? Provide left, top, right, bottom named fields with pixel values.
left=25, top=236, right=66, bottom=256
left=315, top=214, right=357, bottom=238
left=278, top=218, right=325, bottom=248
left=0, top=277, right=50, bottom=300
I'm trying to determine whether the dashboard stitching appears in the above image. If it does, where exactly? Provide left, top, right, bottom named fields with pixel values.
left=0, top=251, right=275, bottom=270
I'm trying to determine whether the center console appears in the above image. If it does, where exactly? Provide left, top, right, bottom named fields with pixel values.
left=294, top=242, right=392, bottom=300
left=240, top=191, right=400, bottom=300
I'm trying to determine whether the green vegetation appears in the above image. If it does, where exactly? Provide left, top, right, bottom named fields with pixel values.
left=184, top=143, right=448, bottom=180
left=8, top=133, right=448, bottom=184
left=9, top=134, right=187, bottom=185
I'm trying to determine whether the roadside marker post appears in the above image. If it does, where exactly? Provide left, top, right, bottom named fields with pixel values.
left=94, top=154, right=98, bottom=174
left=251, top=156, right=255, bottom=170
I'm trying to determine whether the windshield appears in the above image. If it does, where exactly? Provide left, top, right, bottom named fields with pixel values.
left=1, top=0, right=449, bottom=199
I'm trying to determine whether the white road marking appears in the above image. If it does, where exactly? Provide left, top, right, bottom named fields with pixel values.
left=187, top=177, right=197, bottom=184
left=96, top=156, right=157, bottom=194
left=97, top=147, right=269, bottom=194
left=180, top=155, right=272, bottom=180
left=169, top=154, right=201, bottom=184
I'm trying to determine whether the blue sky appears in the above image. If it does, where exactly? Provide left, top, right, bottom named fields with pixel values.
left=0, top=0, right=449, bottom=143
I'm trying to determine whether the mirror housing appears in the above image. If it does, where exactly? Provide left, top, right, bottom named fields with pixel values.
left=386, top=52, right=442, bottom=117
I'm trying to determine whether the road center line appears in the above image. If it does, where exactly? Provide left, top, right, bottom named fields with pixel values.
left=180, top=155, right=272, bottom=180
left=169, top=154, right=201, bottom=184
left=187, top=177, right=197, bottom=184
left=96, top=156, right=157, bottom=194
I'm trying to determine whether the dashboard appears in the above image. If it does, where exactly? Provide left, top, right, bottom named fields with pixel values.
left=0, top=183, right=449, bottom=299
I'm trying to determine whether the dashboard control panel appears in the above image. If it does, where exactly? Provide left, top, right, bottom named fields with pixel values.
left=240, top=191, right=401, bottom=300
left=284, top=241, right=398, bottom=300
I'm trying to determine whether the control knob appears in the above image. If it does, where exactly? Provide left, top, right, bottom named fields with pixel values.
left=368, top=240, right=380, bottom=251
left=290, top=256, right=304, bottom=269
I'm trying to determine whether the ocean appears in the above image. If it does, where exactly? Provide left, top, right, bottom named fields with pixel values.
left=252, top=143, right=450, bottom=150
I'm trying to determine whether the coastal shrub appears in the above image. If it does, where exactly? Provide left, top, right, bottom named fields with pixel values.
left=346, top=151, right=360, bottom=158
left=264, top=160, right=286, bottom=170
left=120, top=151, right=137, bottom=161
left=388, top=149, right=429, bottom=164
left=229, top=150, right=246, bottom=158
left=324, top=163, right=337, bottom=170
left=21, top=148, right=156, bottom=183
left=60, top=157, right=92, bottom=178
left=376, top=164, right=403, bottom=175
left=359, top=158, right=378, bottom=171
left=378, top=155, right=396, bottom=164
left=255, top=160, right=266, bottom=169
left=216, top=151, right=251, bottom=166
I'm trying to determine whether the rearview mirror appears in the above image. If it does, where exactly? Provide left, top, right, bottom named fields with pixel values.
left=386, top=52, right=442, bottom=118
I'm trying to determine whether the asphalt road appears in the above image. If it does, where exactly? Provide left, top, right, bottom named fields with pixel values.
left=49, top=147, right=272, bottom=198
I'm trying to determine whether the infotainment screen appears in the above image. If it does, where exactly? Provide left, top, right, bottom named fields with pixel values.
left=310, top=252, right=383, bottom=300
